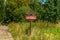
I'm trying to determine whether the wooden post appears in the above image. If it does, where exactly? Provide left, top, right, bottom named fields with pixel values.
left=28, top=19, right=32, bottom=35
left=30, top=20, right=32, bottom=35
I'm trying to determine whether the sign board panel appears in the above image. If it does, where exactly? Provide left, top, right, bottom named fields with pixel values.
left=26, top=16, right=36, bottom=20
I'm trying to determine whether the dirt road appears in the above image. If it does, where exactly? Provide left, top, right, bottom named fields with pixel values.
left=0, top=25, right=14, bottom=40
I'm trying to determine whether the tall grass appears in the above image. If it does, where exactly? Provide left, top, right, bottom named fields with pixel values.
left=8, top=21, right=60, bottom=40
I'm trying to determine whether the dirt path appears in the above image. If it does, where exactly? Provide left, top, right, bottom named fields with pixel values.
left=0, top=25, right=14, bottom=40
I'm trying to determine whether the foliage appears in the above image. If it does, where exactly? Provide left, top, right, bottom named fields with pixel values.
left=13, top=6, right=32, bottom=22
left=0, top=0, right=60, bottom=23
left=0, top=0, right=6, bottom=22
left=4, top=0, right=58, bottom=23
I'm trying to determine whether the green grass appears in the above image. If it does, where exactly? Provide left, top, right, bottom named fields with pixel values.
left=8, top=21, right=60, bottom=40
left=0, top=21, right=3, bottom=25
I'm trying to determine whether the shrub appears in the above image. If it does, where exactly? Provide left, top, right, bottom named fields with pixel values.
left=12, top=6, right=32, bottom=22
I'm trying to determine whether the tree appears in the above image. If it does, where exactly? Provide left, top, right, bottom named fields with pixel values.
left=0, top=0, right=6, bottom=22
left=5, top=0, right=31, bottom=22
left=5, top=0, right=59, bottom=23
left=30, top=0, right=58, bottom=23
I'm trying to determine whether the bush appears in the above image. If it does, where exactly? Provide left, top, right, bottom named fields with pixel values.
left=12, top=6, right=32, bottom=22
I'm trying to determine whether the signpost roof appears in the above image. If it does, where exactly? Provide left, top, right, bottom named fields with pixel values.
left=26, top=12, right=36, bottom=15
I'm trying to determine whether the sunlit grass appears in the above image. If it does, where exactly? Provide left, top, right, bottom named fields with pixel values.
left=8, top=21, right=60, bottom=40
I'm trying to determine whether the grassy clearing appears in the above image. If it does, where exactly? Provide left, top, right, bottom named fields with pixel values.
left=8, top=21, right=60, bottom=40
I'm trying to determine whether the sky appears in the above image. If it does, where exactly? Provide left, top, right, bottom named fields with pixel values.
left=39, top=0, right=48, bottom=3
left=39, top=0, right=48, bottom=4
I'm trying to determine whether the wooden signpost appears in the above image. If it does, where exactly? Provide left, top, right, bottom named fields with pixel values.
left=25, top=12, right=36, bottom=35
